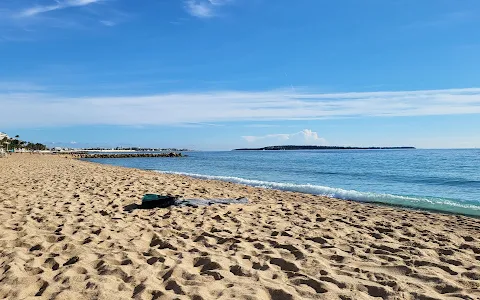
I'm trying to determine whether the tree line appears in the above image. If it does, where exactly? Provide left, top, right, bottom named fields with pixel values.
left=0, top=134, right=47, bottom=151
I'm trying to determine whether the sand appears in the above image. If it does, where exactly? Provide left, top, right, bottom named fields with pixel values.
left=0, top=154, right=479, bottom=300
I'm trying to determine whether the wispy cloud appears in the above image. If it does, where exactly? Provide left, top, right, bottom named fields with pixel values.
left=19, top=0, right=104, bottom=17
left=243, top=129, right=328, bottom=145
left=184, top=0, right=232, bottom=18
left=403, top=11, right=476, bottom=30
left=0, top=0, right=124, bottom=40
left=2, top=87, right=480, bottom=128
left=99, top=20, right=115, bottom=26
left=0, top=81, right=46, bottom=92
left=244, top=124, right=282, bottom=128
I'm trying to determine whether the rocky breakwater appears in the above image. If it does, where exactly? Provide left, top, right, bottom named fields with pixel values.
left=75, top=152, right=184, bottom=159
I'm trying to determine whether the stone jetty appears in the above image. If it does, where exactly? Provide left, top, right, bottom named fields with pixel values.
left=74, top=152, right=184, bottom=159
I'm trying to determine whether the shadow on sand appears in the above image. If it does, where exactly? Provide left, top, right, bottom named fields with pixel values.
left=123, top=201, right=176, bottom=212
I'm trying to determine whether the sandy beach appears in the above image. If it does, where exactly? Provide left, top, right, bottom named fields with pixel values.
left=0, top=154, right=479, bottom=300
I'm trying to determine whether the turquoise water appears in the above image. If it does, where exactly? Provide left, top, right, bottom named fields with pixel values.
left=84, top=149, right=480, bottom=217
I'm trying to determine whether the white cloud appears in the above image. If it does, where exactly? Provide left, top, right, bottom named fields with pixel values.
left=2, top=87, right=480, bottom=128
left=19, top=0, right=103, bottom=17
left=184, top=0, right=231, bottom=18
left=185, top=1, right=213, bottom=18
left=243, top=129, right=328, bottom=145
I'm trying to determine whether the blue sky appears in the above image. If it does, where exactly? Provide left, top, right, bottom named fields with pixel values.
left=1, top=0, right=480, bottom=150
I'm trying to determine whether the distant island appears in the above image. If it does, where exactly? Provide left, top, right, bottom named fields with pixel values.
left=234, top=145, right=416, bottom=151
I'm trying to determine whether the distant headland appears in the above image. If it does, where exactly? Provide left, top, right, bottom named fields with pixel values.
left=234, top=145, right=416, bottom=151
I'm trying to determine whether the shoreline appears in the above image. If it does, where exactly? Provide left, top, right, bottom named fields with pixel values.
left=1, top=154, right=479, bottom=299
left=84, top=157, right=480, bottom=219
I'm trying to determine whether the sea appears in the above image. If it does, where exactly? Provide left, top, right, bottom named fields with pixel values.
left=83, top=149, right=480, bottom=217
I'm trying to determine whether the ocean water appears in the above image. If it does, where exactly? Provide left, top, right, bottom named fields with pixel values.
left=84, top=149, right=480, bottom=217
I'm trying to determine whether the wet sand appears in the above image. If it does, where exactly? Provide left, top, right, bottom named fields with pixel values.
left=0, top=154, right=479, bottom=299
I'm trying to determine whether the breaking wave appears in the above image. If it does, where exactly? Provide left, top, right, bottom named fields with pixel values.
left=157, top=170, right=480, bottom=217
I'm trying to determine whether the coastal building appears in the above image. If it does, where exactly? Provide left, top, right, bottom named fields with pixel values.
left=0, top=132, right=9, bottom=140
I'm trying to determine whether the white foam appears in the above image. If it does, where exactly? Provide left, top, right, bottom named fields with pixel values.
left=156, top=170, right=480, bottom=214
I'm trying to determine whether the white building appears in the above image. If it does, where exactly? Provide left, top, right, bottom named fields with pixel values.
left=0, top=132, right=9, bottom=140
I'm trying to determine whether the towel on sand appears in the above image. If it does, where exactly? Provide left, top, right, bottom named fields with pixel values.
left=141, top=194, right=248, bottom=208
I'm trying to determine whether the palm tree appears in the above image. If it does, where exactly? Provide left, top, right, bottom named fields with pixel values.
left=3, top=141, right=10, bottom=153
